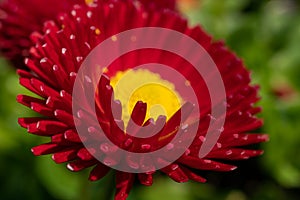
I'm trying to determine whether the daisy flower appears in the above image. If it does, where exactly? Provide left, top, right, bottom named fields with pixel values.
left=17, top=0, right=268, bottom=199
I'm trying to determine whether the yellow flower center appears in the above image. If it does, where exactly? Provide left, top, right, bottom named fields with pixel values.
left=110, top=69, right=183, bottom=125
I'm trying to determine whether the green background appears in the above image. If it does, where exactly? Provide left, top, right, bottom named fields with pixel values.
left=1, top=0, right=300, bottom=199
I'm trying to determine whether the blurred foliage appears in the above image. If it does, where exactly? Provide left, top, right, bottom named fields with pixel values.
left=1, top=0, right=300, bottom=199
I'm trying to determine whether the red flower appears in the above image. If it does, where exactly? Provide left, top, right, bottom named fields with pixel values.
left=17, top=1, right=268, bottom=199
left=0, top=0, right=177, bottom=69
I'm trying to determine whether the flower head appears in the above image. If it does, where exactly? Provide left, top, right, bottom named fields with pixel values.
left=17, top=0, right=268, bottom=199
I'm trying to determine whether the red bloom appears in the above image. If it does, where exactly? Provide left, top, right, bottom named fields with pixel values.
left=17, top=1, right=268, bottom=199
left=0, top=0, right=177, bottom=69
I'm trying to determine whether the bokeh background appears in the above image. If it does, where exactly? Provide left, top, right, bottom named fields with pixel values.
left=1, top=0, right=300, bottom=199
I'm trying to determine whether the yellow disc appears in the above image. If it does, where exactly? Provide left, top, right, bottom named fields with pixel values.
left=110, top=69, right=183, bottom=125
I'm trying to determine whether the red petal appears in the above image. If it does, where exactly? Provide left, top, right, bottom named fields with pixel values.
left=54, top=109, right=77, bottom=127
left=36, top=120, right=68, bottom=133
left=126, top=101, right=147, bottom=135
left=67, top=159, right=98, bottom=172
left=31, top=143, right=62, bottom=156
left=18, top=117, right=43, bottom=128
left=17, top=94, right=44, bottom=108
left=52, top=148, right=78, bottom=163
left=207, top=149, right=264, bottom=160
left=77, top=148, right=95, bottom=161
left=181, top=166, right=207, bottom=183
left=179, top=156, right=237, bottom=171
left=89, top=164, right=110, bottom=181
left=31, top=102, right=54, bottom=117
left=138, top=173, right=153, bottom=186
left=115, top=172, right=135, bottom=200
left=221, top=133, right=269, bottom=148
left=161, top=164, right=189, bottom=183
left=64, top=129, right=82, bottom=143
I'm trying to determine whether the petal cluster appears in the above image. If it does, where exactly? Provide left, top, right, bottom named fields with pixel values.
left=0, top=0, right=177, bottom=69
left=16, top=0, right=268, bottom=199
left=0, top=0, right=85, bottom=68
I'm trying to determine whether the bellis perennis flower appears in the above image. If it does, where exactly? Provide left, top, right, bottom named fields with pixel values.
left=17, top=0, right=268, bottom=199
